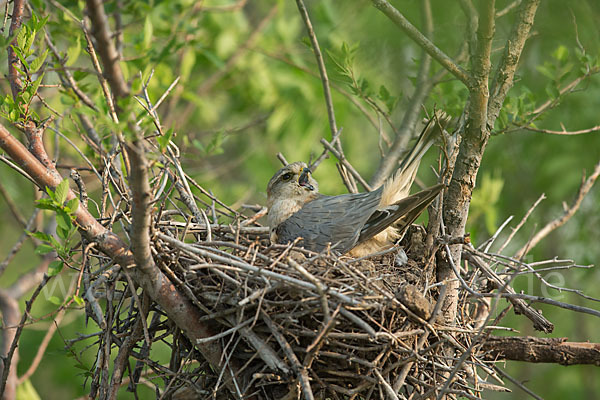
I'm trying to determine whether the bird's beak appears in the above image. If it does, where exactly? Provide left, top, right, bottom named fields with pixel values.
left=298, top=168, right=314, bottom=191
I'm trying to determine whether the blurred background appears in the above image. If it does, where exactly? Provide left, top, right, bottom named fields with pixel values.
left=1, top=0, right=599, bottom=398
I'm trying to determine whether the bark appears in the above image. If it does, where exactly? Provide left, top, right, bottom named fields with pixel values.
left=0, top=123, right=243, bottom=396
left=482, top=336, right=600, bottom=366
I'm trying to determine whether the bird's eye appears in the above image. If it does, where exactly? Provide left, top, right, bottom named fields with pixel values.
left=281, top=172, right=293, bottom=181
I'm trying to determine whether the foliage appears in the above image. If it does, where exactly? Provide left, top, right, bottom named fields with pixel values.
left=0, top=0, right=599, bottom=399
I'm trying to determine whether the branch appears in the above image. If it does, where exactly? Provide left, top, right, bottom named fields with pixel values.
left=84, top=0, right=129, bottom=99
left=464, top=249, right=554, bottom=333
left=369, top=0, right=436, bottom=187
left=263, top=313, right=314, bottom=400
left=0, top=291, right=20, bottom=400
left=371, top=0, right=471, bottom=86
left=515, top=159, right=600, bottom=258
left=482, top=336, right=600, bottom=365
left=520, top=124, right=600, bottom=136
left=439, top=0, right=496, bottom=327
left=125, top=139, right=156, bottom=277
left=488, top=0, right=541, bottom=122
left=0, top=123, right=242, bottom=396
left=7, top=0, right=25, bottom=99
left=295, top=0, right=338, bottom=144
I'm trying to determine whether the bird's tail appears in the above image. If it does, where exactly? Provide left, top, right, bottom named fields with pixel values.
left=357, top=183, right=444, bottom=246
left=381, top=111, right=451, bottom=206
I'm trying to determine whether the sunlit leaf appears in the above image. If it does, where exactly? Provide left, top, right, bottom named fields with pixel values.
left=55, top=179, right=69, bottom=205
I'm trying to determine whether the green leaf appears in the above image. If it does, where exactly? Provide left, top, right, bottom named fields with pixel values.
left=35, top=198, right=57, bottom=210
left=24, top=27, right=36, bottom=57
left=16, top=26, right=28, bottom=51
left=12, top=45, right=30, bottom=71
left=157, top=128, right=174, bottom=152
left=536, top=63, right=555, bottom=80
left=180, top=48, right=196, bottom=83
left=48, top=295, right=62, bottom=304
left=35, top=244, right=55, bottom=255
left=205, top=131, right=226, bottom=155
left=29, top=49, right=48, bottom=72
left=72, top=295, right=84, bottom=306
left=66, top=197, right=79, bottom=213
left=48, top=260, right=63, bottom=277
left=379, top=85, right=390, bottom=101
left=65, top=36, right=81, bottom=67
left=55, top=179, right=69, bottom=204
left=29, top=72, right=45, bottom=98
left=56, top=209, right=72, bottom=233
left=143, top=15, right=153, bottom=50
left=545, top=83, right=560, bottom=100
left=552, top=45, right=569, bottom=63
left=16, top=378, right=41, bottom=400
left=28, top=231, right=51, bottom=242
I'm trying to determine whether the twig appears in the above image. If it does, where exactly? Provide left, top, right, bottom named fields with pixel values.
left=464, top=248, right=554, bottom=333
left=0, top=275, right=50, bottom=397
left=480, top=292, right=600, bottom=319
left=0, top=181, right=27, bottom=227
left=309, top=127, right=342, bottom=171
left=371, top=0, right=470, bottom=86
left=488, top=0, right=541, bottom=122
left=276, top=152, right=288, bottom=166
left=263, top=313, right=315, bottom=400
left=497, top=193, right=545, bottom=253
left=295, top=0, right=339, bottom=148
left=320, top=138, right=372, bottom=191
left=521, top=124, right=600, bottom=135
left=157, top=233, right=360, bottom=305
left=515, top=159, right=600, bottom=258
left=17, top=307, right=66, bottom=384
left=81, top=22, right=120, bottom=124
left=0, top=210, right=40, bottom=277
left=493, top=366, right=543, bottom=400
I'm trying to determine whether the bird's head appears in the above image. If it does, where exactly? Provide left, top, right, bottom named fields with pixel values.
left=266, top=162, right=319, bottom=207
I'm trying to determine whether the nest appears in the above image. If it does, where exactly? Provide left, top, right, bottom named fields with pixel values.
left=111, top=209, right=499, bottom=399
left=74, top=169, right=527, bottom=399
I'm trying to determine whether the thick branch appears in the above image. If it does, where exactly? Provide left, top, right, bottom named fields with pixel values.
left=85, top=0, right=129, bottom=99
left=439, top=0, right=496, bottom=326
left=0, top=292, right=20, bottom=400
left=371, top=0, right=471, bottom=86
left=125, top=140, right=155, bottom=277
left=488, top=0, right=540, bottom=121
left=7, top=0, right=25, bottom=100
left=0, top=123, right=241, bottom=396
left=482, top=336, right=600, bottom=365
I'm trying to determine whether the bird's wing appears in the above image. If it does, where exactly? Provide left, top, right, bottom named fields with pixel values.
left=357, top=184, right=444, bottom=245
left=275, top=188, right=383, bottom=254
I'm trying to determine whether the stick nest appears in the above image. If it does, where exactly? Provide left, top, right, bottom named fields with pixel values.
left=138, top=210, right=498, bottom=399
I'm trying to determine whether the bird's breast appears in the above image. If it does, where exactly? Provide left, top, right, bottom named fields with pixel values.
left=267, top=199, right=304, bottom=227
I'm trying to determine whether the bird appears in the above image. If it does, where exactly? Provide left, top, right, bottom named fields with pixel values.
left=266, top=114, right=449, bottom=257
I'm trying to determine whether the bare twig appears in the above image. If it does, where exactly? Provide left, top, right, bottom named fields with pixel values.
left=371, top=0, right=471, bottom=86
left=515, top=159, right=600, bottom=258
left=521, top=124, right=600, bottom=135
left=263, top=313, right=315, bottom=400
left=295, top=0, right=339, bottom=147
left=497, top=193, right=545, bottom=253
